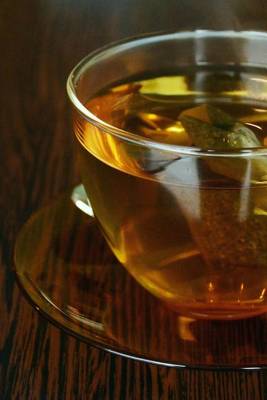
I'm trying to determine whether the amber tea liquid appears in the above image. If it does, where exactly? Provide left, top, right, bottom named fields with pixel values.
left=74, top=68, right=267, bottom=319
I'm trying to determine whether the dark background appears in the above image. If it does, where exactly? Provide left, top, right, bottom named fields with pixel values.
left=1, top=0, right=267, bottom=398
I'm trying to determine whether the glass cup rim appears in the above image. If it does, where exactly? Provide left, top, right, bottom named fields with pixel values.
left=67, top=29, right=267, bottom=158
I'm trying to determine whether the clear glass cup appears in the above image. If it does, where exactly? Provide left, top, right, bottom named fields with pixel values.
left=67, top=31, right=267, bottom=320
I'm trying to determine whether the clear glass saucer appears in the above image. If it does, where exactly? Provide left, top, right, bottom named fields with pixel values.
left=14, top=188, right=267, bottom=370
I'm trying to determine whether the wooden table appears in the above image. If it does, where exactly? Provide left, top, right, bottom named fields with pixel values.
left=2, top=0, right=267, bottom=398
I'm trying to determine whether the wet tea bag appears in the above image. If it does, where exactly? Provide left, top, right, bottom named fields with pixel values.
left=180, top=104, right=267, bottom=183
left=178, top=104, right=267, bottom=277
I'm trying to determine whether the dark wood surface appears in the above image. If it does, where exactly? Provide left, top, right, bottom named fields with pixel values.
left=2, top=0, right=267, bottom=398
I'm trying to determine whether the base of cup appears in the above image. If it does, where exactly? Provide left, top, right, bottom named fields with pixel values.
left=166, top=302, right=267, bottom=320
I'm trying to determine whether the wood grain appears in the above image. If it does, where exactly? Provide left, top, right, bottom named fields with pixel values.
left=1, top=0, right=267, bottom=398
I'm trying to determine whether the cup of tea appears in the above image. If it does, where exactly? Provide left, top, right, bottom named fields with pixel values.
left=67, top=31, right=267, bottom=320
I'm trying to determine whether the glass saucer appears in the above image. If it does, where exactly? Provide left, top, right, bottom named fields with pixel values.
left=14, top=189, right=267, bottom=370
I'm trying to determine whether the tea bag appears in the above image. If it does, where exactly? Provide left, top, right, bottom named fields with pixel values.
left=180, top=104, right=267, bottom=183
left=178, top=104, right=267, bottom=279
